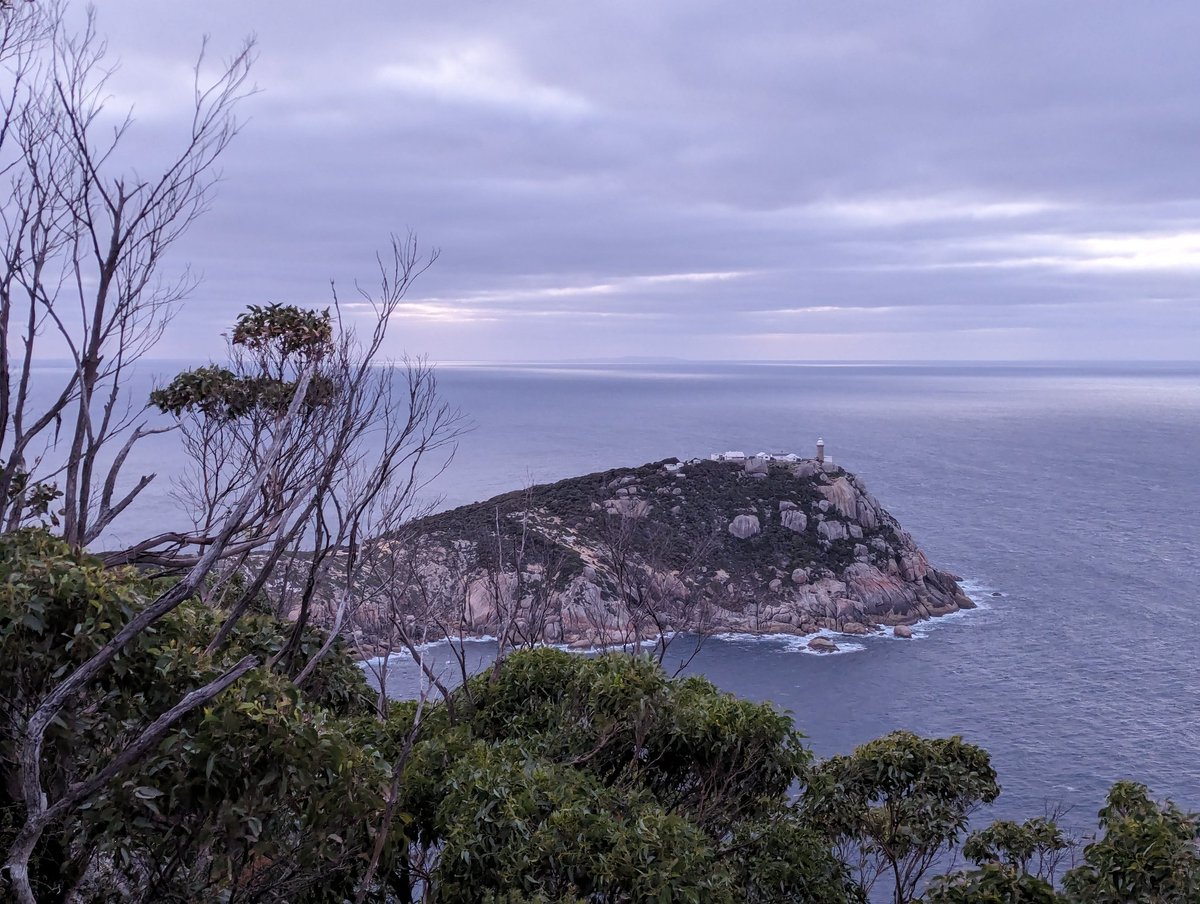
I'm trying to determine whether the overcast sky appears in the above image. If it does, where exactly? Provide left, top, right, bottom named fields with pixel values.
left=90, top=1, right=1200, bottom=361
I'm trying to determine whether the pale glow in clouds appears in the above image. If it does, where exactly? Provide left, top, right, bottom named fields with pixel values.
left=69, top=1, right=1200, bottom=361
left=888, top=232, right=1200, bottom=275
left=1059, top=233, right=1200, bottom=273
left=374, top=43, right=591, bottom=116
left=804, top=196, right=1067, bottom=227
left=381, top=271, right=750, bottom=323
left=439, top=270, right=750, bottom=304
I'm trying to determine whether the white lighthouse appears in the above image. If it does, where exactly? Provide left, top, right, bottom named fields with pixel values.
left=816, top=436, right=825, bottom=463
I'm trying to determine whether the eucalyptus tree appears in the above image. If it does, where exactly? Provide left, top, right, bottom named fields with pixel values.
left=804, top=731, right=1002, bottom=904
left=1061, top=781, right=1200, bottom=904
left=920, top=817, right=1072, bottom=903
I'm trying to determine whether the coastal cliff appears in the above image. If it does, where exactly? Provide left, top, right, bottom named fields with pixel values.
left=360, top=457, right=973, bottom=653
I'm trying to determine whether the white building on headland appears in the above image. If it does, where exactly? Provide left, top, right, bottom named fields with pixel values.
left=710, top=440, right=829, bottom=465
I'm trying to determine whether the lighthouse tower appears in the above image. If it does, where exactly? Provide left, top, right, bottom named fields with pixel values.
left=816, top=437, right=825, bottom=463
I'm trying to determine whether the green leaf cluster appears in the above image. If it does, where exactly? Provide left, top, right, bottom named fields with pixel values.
left=1061, top=780, right=1200, bottom=903
left=924, top=782, right=1200, bottom=904
left=150, top=365, right=337, bottom=420
left=232, top=303, right=333, bottom=358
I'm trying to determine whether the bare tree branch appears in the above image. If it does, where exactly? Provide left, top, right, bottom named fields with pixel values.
left=0, top=1, right=255, bottom=548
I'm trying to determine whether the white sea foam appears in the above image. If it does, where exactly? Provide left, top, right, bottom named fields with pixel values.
left=704, top=577, right=997, bottom=652
left=860, top=578, right=998, bottom=642
left=359, top=633, right=677, bottom=668
left=958, top=578, right=1002, bottom=601
left=359, top=635, right=499, bottom=669
left=705, top=629, right=867, bottom=656
left=360, top=584, right=996, bottom=668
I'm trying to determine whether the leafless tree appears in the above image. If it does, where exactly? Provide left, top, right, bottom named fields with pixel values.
left=592, top=507, right=719, bottom=667
left=0, top=5, right=267, bottom=898
left=478, top=488, right=576, bottom=677
left=352, top=658, right=432, bottom=904
left=0, top=12, right=471, bottom=897
left=354, top=530, right=479, bottom=720
left=0, top=1, right=254, bottom=548
left=2, top=234, right=466, bottom=899
left=148, top=237, right=470, bottom=683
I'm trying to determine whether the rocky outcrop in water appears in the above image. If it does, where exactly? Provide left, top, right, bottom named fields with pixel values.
left=359, top=457, right=974, bottom=651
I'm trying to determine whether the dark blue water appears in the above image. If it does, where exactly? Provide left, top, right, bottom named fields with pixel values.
left=31, top=361, right=1200, bottom=832
left=385, top=362, right=1200, bottom=836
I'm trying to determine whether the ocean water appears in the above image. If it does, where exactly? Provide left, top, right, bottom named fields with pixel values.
left=374, top=361, right=1200, bottom=837
left=30, top=361, right=1200, bottom=833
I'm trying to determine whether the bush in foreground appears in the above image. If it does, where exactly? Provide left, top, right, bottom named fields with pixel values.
left=2, top=531, right=1198, bottom=902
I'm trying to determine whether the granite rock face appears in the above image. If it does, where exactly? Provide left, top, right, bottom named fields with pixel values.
left=357, top=457, right=976, bottom=650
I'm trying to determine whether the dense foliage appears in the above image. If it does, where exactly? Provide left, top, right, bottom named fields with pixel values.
left=149, top=305, right=339, bottom=419
left=0, top=531, right=378, bottom=901
left=2, top=531, right=1198, bottom=901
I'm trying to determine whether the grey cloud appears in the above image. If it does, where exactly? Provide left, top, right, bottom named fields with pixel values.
left=79, top=0, right=1200, bottom=360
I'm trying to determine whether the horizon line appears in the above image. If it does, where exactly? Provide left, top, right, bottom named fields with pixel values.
left=22, top=355, right=1200, bottom=365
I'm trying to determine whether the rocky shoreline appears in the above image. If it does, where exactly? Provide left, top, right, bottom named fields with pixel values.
left=351, top=456, right=974, bottom=657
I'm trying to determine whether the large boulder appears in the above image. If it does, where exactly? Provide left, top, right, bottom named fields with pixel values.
left=856, top=495, right=882, bottom=530
left=841, top=562, right=920, bottom=615
left=793, top=461, right=821, bottom=479
left=781, top=510, right=808, bottom=533
left=819, top=477, right=859, bottom=519
left=465, top=572, right=518, bottom=628
left=605, top=497, right=650, bottom=519
left=727, top=514, right=761, bottom=539
left=893, top=624, right=913, bottom=638
left=897, top=550, right=928, bottom=582
left=818, top=520, right=848, bottom=542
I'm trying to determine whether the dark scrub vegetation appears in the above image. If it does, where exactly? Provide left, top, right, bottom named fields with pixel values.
left=3, top=531, right=1198, bottom=902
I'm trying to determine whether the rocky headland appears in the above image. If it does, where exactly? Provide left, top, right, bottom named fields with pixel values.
left=358, top=457, right=974, bottom=655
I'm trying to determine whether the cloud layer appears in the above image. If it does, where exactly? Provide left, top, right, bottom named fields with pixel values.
left=96, top=1, right=1200, bottom=360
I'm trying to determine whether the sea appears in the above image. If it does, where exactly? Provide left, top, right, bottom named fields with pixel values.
left=38, top=360, right=1200, bottom=838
